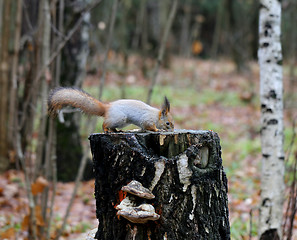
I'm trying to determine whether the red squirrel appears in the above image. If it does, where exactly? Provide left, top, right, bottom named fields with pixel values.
left=48, top=87, right=174, bottom=132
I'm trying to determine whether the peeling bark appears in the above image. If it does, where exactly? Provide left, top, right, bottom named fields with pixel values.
left=258, top=0, right=284, bottom=238
left=89, top=130, right=230, bottom=240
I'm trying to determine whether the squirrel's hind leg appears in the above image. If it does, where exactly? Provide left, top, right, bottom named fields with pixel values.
left=102, top=122, right=114, bottom=132
left=102, top=122, right=121, bottom=132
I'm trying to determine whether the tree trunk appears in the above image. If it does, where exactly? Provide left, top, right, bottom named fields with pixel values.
left=210, top=0, right=225, bottom=59
left=179, top=3, right=192, bottom=57
left=89, top=130, right=230, bottom=240
left=258, top=0, right=284, bottom=239
left=56, top=0, right=91, bottom=181
left=0, top=1, right=11, bottom=172
left=8, top=0, right=22, bottom=166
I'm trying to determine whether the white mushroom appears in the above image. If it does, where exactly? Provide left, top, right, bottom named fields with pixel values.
left=121, top=180, right=155, bottom=199
left=117, top=204, right=160, bottom=224
left=116, top=180, right=160, bottom=224
left=116, top=196, right=136, bottom=210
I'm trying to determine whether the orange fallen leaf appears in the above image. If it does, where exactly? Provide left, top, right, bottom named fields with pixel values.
left=21, top=215, right=29, bottom=230
left=22, top=205, right=45, bottom=230
left=35, top=205, right=45, bottom=227
left=31, top=176, right=49, bottom=196
left=0, top=227, right=15, bottom=239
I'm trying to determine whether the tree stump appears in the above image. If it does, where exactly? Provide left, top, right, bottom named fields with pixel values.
left=89, top=130, right=230, bottom=240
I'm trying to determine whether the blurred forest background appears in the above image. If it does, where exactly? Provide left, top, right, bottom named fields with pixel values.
left=0, top=0, right=296, bottom=239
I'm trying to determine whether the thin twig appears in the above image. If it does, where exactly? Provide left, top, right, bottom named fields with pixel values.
left=249, top=208, right=253, bottom=240
left=16, top=131, right=38, bottom=240
left=98, top=0, right=119, bottom=100
left=285, top=118, right=296, bottom=163
left=46, top=119, right=57, bottom=240
left=46, top=1, right=64, bottom=237
left=283, top=117, right=297, bottom=238
left=285, top=151, right=297, bottom=240
left=147, top=0, right=179, bottom=104
left=22, top=0, right=34, bottom=32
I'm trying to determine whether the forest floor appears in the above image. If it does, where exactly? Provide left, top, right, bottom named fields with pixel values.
left=0, top=55, right=296, bottom=239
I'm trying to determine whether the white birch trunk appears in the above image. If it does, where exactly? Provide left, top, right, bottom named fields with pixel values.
left=258, top=0, right=284, bottom=239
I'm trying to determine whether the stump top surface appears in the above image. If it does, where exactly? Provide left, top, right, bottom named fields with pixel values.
left=89, top=129, right=212, bottom=138
left=89, top=129, right=220, bottom=160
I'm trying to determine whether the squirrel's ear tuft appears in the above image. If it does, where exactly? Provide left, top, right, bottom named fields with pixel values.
left=161, top=96, right=170, bottom=115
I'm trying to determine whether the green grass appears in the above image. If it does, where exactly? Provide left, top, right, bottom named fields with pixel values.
left=83, top=85, right=247, bottom=108
left=74, top=221, right=93, bottom=233
left=230, top=216, right=257, bottom=240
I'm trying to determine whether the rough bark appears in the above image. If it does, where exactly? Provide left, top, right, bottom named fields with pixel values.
left=89, top=130, right=230, bottom=240
left=258, top=0, right=284, bottom=239
left=0, top=1, right=11, bottom=172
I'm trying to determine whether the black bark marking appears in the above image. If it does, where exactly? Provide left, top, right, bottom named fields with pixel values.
left=262, top=198, right=271, bottom=207
left=260, top=4, right=269, bottom=11
left=269, top=90, right=277, bottom=99
left=266, top=108, right=273, bottom=113
left=267, top=119, right=278, bottom=125
left=265, top=22, right=272, bottom=29
left=260, top=228, right=280, bottom=240
left=262, top=154, right=270, bottom=158
left=260, top=126, right=267, bottom=134
left=262, top=42, right=269, bottom=47
left=261, top=104, right=273, bottom=113
left=263, top=21, right=272, bottom=37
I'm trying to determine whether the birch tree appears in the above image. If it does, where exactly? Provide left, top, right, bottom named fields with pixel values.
left=258, top=0, right=284, bottom=239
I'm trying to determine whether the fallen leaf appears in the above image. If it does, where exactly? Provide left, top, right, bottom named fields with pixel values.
left=31, top=176, right=49, bottom=196
left=21, top=215, right=29, bottom=230
left=21, top=205, right=45, bottom=230
left=0, top=227, right=15, bottom=239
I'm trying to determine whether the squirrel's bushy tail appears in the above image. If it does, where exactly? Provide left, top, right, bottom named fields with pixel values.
left=48, top=87, right=106, bottom=116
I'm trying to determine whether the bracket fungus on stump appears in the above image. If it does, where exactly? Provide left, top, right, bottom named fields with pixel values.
left=89, top=130, right=230, bottom=240
left=116, top=180, right=160, bottom=224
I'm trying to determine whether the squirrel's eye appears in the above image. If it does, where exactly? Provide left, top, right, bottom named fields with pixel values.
left=166, top=122, right=170, bottom=126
